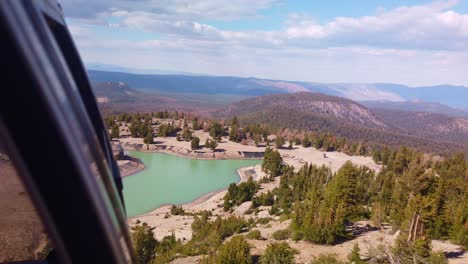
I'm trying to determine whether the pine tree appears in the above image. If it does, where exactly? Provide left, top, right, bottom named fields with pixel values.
left=209, top=122, right=223, bottom=141
left=209, top=140, right=218, bottom=151
left=192, top=117, right=200, bottom=130
left=229, top=117, right=241, bottom=143
left=143, top=129, right=153, bottom=144
left=302, top=134, right=310, bottom=148
left=191, top=137, right=200, bottom=150
left=131, top=221, right=157, bottom=264
left=110, top=124, right=120, bottom=139
left=208, top=235, right=252, bottom=264
left=181, top=128, right=192, bottom=141
left=254, top=136, right=260, bottom=147
left=260, top=242, right=295, bottom=264
left=348, top=244, right=364, bottom=264
left=262, top=147, right=283, bottom=178
left=275, top=136, right=284, bottom=149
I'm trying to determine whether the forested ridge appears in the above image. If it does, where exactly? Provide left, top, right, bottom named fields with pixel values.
left=234, top=105, right=468, bottom=155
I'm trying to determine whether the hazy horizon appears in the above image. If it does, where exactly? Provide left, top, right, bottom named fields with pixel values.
left=86, top=62, right=468, bottom=89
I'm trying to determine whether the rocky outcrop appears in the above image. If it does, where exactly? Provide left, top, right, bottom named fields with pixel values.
left=112, top=142, right=125, bottom=160
left=111, top=141, right=145, bottom=177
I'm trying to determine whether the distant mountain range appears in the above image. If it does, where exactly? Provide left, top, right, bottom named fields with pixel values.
left=87, top=70, right=468, bottom=112
left=86, top=63, right=204, bottom=76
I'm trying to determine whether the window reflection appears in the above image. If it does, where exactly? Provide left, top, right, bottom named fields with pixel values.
left=0, top=139, right=51, bottom=262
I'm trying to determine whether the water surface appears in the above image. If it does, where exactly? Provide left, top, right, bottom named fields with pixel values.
left=123, top=151, right=261, bottom=218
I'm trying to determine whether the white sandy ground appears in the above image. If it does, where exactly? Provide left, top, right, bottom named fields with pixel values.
left=121, top=131, right=466, bottom=263
left=119, top=130, right=380, bottom=172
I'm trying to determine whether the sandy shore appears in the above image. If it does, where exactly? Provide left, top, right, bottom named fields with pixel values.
left=117, top=160, right=145, bottom=177
left=127, top=164, right=268, bottom=241
left=119, top=130, right=381, bottom=172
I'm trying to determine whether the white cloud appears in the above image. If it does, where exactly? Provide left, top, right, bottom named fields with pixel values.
left=64, top=0, right=468, bottom=86
left=283, top=1, right=468, bottom=50
left=119, top=11, right=224, bottom=40
left=94, top=1, right=468, bottom=51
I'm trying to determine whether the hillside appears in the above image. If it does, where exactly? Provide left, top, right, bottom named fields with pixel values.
left=362, top=100, right=468, bottom=118
left=92, top=81, right=180, bottom=115
left=220, top=92, right=468, bottom=155
left=92, top=81, right=251, bottom=115
left=94, top=82, right=141, bottom=103
left=373, top=109, right=468, bottom=144
left=220, top=92, right=386, bottom=129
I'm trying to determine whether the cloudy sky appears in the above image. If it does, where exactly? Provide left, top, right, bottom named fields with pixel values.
left=62, top=0, right=468, bottom=86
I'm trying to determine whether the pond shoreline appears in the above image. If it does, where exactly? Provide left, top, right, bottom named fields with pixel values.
left=124, top=153, right=260, bottom=218
left=122, top=150, right=263, bottom=218
left=118, top=155, right=146, bottom=177
left=126, top=164, right=267, bottom=241
left=120, top=141, right=265, bottom=161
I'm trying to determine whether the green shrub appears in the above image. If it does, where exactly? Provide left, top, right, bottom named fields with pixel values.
left=170, top=205, right=185, bottom=216
left=183, top=215, right=249, bottom=256
left=191, top=136, right=200, bottom=150
left=201, top=235, right=252, bottom=264
left=223, top=177, right=259, bottom=210
left=310, top=254, right=346, bottom=264
left=245, top=230, right=262, bottom=240
left=256, top=217, right=272, bottom=225
left=131, top=222, right=157, bottom=264
left=260, top=242, right=296, bottom=264
left=153, top=233, right=183, bottom=264
left=348, top=244, right=365, bottom=264
left=279, top=214, right=290, bottom=222
left=252, top=191, right=274, bottom=208
left=272, top=229, right=291, bottom=240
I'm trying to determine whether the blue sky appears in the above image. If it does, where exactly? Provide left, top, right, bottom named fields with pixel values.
left=208, top=0, right=468, bottom=30
left=62, top=0, right=468, bottom=86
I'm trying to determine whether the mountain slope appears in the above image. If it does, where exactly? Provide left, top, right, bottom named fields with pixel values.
left=220, top=92, right=468, bottom=155
left=373, top=109, right=468, bottom=144
left=93, top=81, right=141, bottom=103
left=221, top=92, right=386, bottom=129
left=362, top=100, right=468, bottom=118
left=92, top=82, right=181, bottom=115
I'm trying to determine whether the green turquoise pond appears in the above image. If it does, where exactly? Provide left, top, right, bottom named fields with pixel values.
left=123, top=151, right=262, bottom=218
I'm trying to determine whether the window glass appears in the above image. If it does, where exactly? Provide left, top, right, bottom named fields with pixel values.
left=0, top=137, right=52, bottom=262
